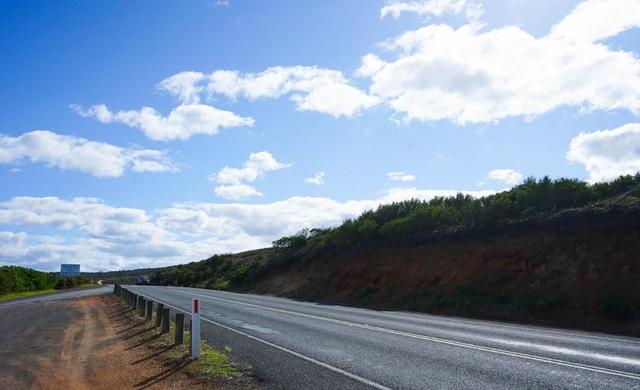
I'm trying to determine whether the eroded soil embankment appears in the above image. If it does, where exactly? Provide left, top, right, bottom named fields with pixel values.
left=251, top=223, right=640, bottom=336
left=0, top=296, right=233, bottom=389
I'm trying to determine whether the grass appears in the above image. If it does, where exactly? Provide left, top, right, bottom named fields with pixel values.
left=149, top=319, right=238, bottom=379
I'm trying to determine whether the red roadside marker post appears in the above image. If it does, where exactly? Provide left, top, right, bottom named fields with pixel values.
left=191, top=298, right=201, bottom=359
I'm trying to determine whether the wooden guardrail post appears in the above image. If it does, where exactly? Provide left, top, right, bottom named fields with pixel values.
left=175, top=313, right=185, bottom=345
left=160, top=308, right=170, bottom=334
left=146, top=300, right=153, bottom=321
left=155, top=303, right=164, bottom=327
left=139, top=297, right=146, bottom=316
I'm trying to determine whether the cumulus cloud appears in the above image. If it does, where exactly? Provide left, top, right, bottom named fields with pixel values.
left=380, top=0, right=483, bottom=21
left=156, top=71, right=205, bottom=104
left=363, top=0, right=640, bottom=124
left=487, top=169, right=524, bottom=186
left=304, top=172, right=325, bottom=186
left=0, top=231, right=29, bottom=258
left=0, top=197, right=192, bottom=271
left=211, top=151, right=291, bottom=200
left=549, top=0, right=640, bottom=43
left=214, top=184, right=264, bottom=200
left=0, top=130, right=177, bottom=177
left=387, top=171, right=416, bottom=182
left=0, top=188, right=495, bottom=271
left=158, top=66, right=380, bottom=118
left=356, top=54, right=387, bottom=78
left=71, top=103, right=254, bottom=141
left=567, top=123, right=640, bottom=182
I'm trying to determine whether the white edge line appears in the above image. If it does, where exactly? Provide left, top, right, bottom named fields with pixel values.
left=175, top=286, right=640, bottom=346
left=123, top=287, right=390, bottom=390
left=177, top=289, right=640, bottom=382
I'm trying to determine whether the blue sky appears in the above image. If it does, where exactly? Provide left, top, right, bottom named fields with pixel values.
left=1, top=0, right=640, bottom=271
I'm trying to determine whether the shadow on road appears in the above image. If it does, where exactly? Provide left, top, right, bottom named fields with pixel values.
left=115, top=305, right=199, bottom=389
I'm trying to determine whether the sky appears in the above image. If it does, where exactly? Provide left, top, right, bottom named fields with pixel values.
left=1, top=0, right=640, bottom=272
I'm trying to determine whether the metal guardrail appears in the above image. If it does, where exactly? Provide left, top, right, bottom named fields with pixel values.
left=113, top=284, right=200, bottom=357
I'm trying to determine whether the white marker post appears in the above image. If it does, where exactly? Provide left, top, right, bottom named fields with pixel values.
left=191, top=298, right=201, bottom=359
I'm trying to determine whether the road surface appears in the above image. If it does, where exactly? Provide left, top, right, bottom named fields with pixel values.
left=123, top=285, right=640, bottom=389
left=0, top=285, right=113, bottom=307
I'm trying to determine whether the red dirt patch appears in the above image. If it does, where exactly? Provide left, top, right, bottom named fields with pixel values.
left=0, top=295, right=256, bottom=389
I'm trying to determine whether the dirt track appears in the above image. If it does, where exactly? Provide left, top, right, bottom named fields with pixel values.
left=0, top=295, right=221, bottom=389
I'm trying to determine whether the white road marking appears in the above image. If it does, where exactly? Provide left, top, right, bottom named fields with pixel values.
left=126, top=288, right=390, bottom=390
left=175, top=289, right=640, bottom=381
left=179, top=286, right=640, bottom=346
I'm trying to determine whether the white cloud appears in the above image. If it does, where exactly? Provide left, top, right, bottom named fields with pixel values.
left=487, top=168, right=524, bottom=186
left=214, top=184, right=264, bottom=200
left=0, top=197, right=192, bottom=271
left=356, top=54, right=387, bottom=78
left=567, top=122, right=640, bottom=182
left=169, top=187, right=494, bottom=240
left=380, top=0, right=483, bottom=21
left=387, top=171, right=416, bottom=182
left=214, top=151, right=291, bottom=184
left=364, top=0, right=640, bottom=124
left=211, top=151, right=291, bottom=200
left=549, top=0, right=640, bottom=43
left=156, top=71, right=205, bottom=104
left=157, top=66, right=380, bottom=118
left=305, top=172, right=325, bottom=186
left=0, top=130, right=177, bottom=177
left=0, top=231, right=29, bottom=258
left=0, top=188, right=495, bottom=271
left=213, top=0, right=229, bottom=7
left=72, top=103, right=254, bottom=142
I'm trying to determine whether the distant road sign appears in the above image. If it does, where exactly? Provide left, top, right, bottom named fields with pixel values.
left=60, top=264, right=80, bottom=276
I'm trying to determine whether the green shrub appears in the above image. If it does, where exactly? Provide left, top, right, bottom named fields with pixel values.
left=54, top=276, right=91, bottom=290
left=0, top=266, right=58, bottom=295
left=229, top=264, right=252, bottom=286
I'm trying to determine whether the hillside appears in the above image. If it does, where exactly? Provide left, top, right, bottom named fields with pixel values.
left=114, top=175, right=640, bottom=335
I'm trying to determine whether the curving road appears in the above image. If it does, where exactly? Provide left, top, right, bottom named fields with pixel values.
left=0, top=286, right=113, bottom=307
left=122, top=285, right=640, bottom=389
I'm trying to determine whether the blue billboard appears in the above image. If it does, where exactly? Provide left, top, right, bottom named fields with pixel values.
left=60, top=264, right=80, bottom=276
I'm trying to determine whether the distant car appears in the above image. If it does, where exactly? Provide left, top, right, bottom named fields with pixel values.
left=135, top=276, right=150, bottom=285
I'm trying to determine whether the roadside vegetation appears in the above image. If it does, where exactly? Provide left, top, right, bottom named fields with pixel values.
left=0, top=265, right=93, bottom=300
left=125, top=174, right=640, bottom=334
left=152, top=174, right=640, bottom=287
left=270, top=174, right=640, bottom=259
left=151, top=323, right=238, bottom=380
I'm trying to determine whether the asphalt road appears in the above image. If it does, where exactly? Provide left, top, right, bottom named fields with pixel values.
left=0, top=286, right=113, bottom=307
left=122, top=285, right=640, bottom=389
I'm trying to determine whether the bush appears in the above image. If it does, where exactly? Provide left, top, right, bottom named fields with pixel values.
left=54, top=276, right=91, bottom=290
left=0, top=266, right=58, bottom=295
left=229, top=264, right=252, bottom=286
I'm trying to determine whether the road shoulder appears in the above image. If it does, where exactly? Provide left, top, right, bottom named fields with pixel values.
left=0, top=294, right=259, bottom=389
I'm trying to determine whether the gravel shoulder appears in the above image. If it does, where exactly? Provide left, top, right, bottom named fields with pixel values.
left=0, top=294, right=257, bottom=389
